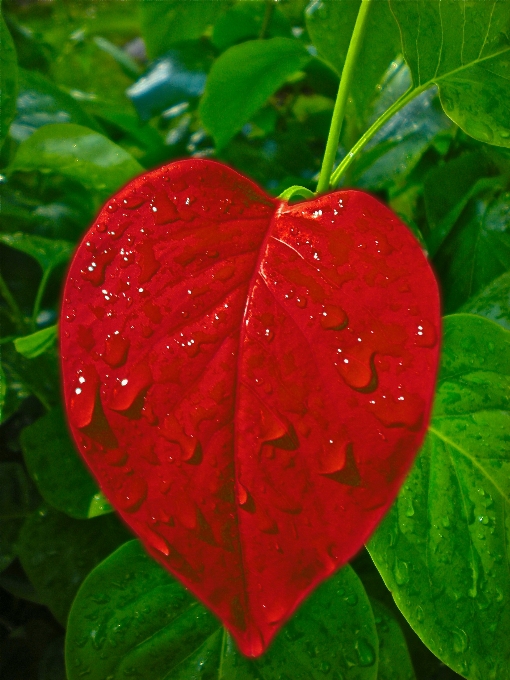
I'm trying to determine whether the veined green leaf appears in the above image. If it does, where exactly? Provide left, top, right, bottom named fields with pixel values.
left=368, top=314, right=510, bottom=680
left=423, top=151, right=503, bottom=255
left=9, top=123, right=143, bottom=198
left=66, top=539, right=379, bottom=680
left=0, top=232, right=73, bottom=273
left=370, top=600, right=416, bottom=680
left=200, top=38, right=311, bottom=150
left=15, top=324, right=57, bottom=358
left=461, top=271, right=510, bottom=331
left=389, top=0, right=510, bottom=147
left=435, top=192, right=510, bottom=312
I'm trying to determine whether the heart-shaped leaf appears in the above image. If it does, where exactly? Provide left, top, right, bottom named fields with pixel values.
left=60, top=159, right=440, bottom=656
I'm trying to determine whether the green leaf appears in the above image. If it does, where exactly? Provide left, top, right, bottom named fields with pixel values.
left=14, top=324, right=57, bottom=358
left=306, top=0, right=400, bottom=123
left=20, top=407, right=107, bottom=520
left=461, top=271, right=510, bottom=331
left=17, top=507, right=131, bottom=625
left=200, top=38, right=311, bottom=150
left=370, top=600, right=416, bottom=680
left=435, top=191, right=510, bottom=312
left=0, top=462, right=34, bottom=519
left=0, top=10, right=18, bottom=147
left=10, top=67, right=101, bottom=143
left=66, top=539, right=379, bottom=680
left=353, top=88, right=451, bottom=192
left=140, top=0, right=228, bottom=59
left=0, top=232, right=73, bottom=274
left=423, top=151, right=503, bottom=255
left=9, top=123, right=143, bottom=198
left=212, top=2, right=291, bottom=51
left=368, top=314, right=510, bottom=680
left=1, top=343, right=60, bottom=412
left=87, top=492, right=113, bottom=519
left=389, top=0, right=510, bottom=147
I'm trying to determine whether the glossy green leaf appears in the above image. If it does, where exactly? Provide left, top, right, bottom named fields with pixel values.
left=423, top=151, right=502, bottom=255
left=353, top=87, right=451, bottom=191
left=17, top=507, right=131, bottom=625
left=1, top=343, right=60, bottom=412
left=306, top=0, right=400, bottom=123
left=435, top=192, right=510, bottom=312
left=141, top=0, right=228, bottom=59
left=14, top=324, right=57, bottom=358
left=87, top=492, right=113, bottom=519
left=66, top=539, right=379, bottom=680
left=389, top=0, right=510, bottom=147
left=20, top=407, right=108, bottom=520
left=370, top=600, right=416, bottom=680
left=10, top=68, right=101, bottom=142
left=0, top=10, right=18, bottom=147
left=368, top=314, right=510, bottom=680
left=0, top=461, right=34, bottom=519
left=0, top=232, right=73, bottom=274
left=461, top=271, right=510, bottom=331
left=200, top=38, right=311, bottom=150
left=9, top=123, right=143, bottom=198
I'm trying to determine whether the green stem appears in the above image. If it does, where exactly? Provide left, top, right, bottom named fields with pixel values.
left=330, top=83, right=428, bottom=187
left=32, top=268, right=52, bottom=330
left=259, top=0, right=275, bottom=40
left=0, top=271, right=24, bottom=327
left=316, top=0, right=373, bottom=194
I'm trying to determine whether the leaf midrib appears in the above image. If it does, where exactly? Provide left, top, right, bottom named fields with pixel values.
left=428, top=425, right=510, bottom=504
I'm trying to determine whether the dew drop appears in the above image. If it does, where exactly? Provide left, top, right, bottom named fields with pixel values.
left=394, top=558, right=409, bottom=585
left=103, top=335, right=130, bottom=368
left=69, top=366, right=99, bottom=428
left=320, top=304, right=348, bottom=330
left=356, top=638, right=375, bottom=667
left=116, top=476, right=147, bottom=513
left=336, top=354, right=377, bottom=392
left=296, top=296, right=307, bottom=308
left=452, top=627, right=469, bottom=653
left=414, top=319, right=437, bottom=348
left=137, top=241, right=160, bottom=284
left=108, top=362, right=152, bottom=412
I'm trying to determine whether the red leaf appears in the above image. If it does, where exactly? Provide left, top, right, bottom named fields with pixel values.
left=61, top=159, right=440, bottom=656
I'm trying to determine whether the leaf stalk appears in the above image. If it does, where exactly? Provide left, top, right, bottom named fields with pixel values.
left=316, top=0, right=373, bottom=194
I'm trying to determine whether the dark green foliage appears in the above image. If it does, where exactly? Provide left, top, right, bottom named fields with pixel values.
left=1, top=1, right=509, bottom=679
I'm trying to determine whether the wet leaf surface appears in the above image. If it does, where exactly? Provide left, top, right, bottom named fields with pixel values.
left=66, top=539, right=379, bottom=680
left=368, top=314, right=510, bottom=680
left=8, top=123, right=143, bottom=199
left=389, top=0, right=510, bottom=147
left=60, top=159, right=440, bottom=656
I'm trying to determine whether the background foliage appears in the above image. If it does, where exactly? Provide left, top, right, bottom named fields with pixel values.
left=0, top=1, right=509, bottom=679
